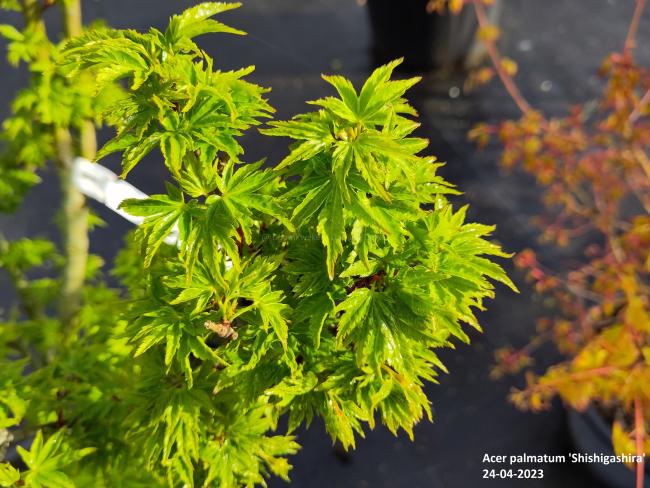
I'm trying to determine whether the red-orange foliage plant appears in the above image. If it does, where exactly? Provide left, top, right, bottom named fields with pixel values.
left=458, top=0, right=650, bottom=485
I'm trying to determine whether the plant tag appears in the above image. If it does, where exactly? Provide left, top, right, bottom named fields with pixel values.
left=72, top=157, right=180, bottom=244
left=71, top=157, right=233, bottom=270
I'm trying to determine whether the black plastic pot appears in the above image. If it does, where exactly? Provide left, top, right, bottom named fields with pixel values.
left=366, top=0, right=501, bottom=72
left=568, top=406, right=650, bottom=488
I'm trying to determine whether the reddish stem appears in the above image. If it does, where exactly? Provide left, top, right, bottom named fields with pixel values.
left=472, top=0, right=532, bottom=114
left=625, top=0, right=647, bottom=54
left=634, top=397, right=645, bottom=488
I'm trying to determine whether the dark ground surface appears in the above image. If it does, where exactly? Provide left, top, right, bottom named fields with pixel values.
left=1, top=1, right=650, bottom=487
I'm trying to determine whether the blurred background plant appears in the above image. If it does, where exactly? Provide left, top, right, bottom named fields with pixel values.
left=458, top=0, right=650, bottom=486
left=0, top=0, right=148, bottom=485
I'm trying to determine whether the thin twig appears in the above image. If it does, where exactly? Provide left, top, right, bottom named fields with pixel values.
left=624, top=0, right=647, bottom=54
left=472, top=0, right=532, bottom=114
left=630, top=88, right=650, bottom=124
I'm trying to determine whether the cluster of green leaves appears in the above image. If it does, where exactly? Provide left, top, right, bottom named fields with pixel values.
left=0, top=430, right=95, bottom=488
left=0, top=3, right=119, bottom=212
left=0, top=2, right=515, bottom=487
left=0, top=1, right=151, bottom=486
left=0, top=234, right=158, bottom=486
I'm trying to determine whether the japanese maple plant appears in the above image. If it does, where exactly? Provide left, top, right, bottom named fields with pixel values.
left=0, top=2, right=514, bottom=486
left=461, top=0, right=650, bottom=486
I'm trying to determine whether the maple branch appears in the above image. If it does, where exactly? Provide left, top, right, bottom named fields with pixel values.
left=526, top=258, right=604, bottom=303
left=472, top=0, right=532, bottom=114
left=56, top=127, right=89, bottom=333
left=62, top=0, right=96, bottom=159
left=634, top=396, right=645, bottom=488
left=624, top=0, right=647, bottom=54
left=633, top=146, right=650, bottom=181
left=523, top=366, right=619, bottom=395
left=630, top=87, right=650, bottom=124
left=58, top=0, right=96, bottom=333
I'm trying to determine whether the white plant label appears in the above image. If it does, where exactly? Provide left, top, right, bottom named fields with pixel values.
left=72, top=157, right=180, bottom=245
